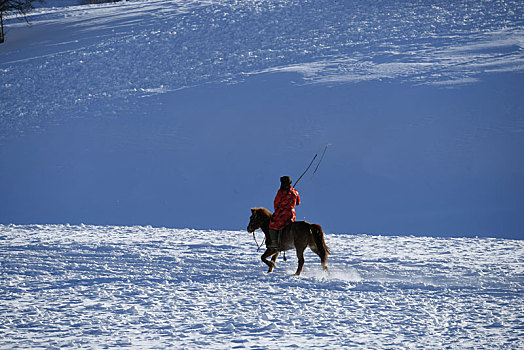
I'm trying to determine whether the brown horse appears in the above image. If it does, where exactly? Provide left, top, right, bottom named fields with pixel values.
left=247, top=207, right=330, bottom=275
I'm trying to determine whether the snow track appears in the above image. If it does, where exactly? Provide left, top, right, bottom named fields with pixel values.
left=1, top=224, right=522, bottom=348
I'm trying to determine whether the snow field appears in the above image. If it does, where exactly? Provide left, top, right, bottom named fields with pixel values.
left=1, top=0, right=523, bottom=139
left=0, top=0, right=523, bottom=346
left=1, top=0, right=523, bottom=237
left=1, top=224, right=523, bottom=348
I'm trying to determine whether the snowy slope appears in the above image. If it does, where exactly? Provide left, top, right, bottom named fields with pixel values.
left=1, top=224, right=523, bottom=348
left=1, top=0, right=523, bottom=135
left=0, top=0, right=523, bottom=237
left=1, top=2, right=523, bottom=348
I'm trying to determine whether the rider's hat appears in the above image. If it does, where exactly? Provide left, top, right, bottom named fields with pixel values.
left=280, top=176, right=292, bottom=186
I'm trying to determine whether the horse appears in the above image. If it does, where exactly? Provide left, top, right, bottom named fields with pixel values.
left=247, top=207, right=330, bottom=276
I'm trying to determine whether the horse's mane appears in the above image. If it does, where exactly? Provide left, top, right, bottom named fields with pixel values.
left=252, top=207, right=272, bottom=217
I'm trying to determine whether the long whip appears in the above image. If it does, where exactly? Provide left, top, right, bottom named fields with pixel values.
left=293, top=143, right=330, bottom=188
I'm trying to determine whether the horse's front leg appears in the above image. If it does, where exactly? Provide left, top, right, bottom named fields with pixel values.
left=261, top=249, right=279, bottom=273
left=270, top=251, right=280, bottom=268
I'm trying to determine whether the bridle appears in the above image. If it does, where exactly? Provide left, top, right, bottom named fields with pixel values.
left=249, top=212, right=266, bottom=252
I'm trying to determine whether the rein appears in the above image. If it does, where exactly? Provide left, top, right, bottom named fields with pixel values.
left=252, top=229, right=286, bottom=261
left=252, top=231, right=265, bottom=252
left=250, top=214, right=286, bottom=262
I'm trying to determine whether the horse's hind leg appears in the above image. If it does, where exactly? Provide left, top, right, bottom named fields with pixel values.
left=321, top=255, right=328, bottom=271
left=295, top=247, right=306, bottom=276
left=311, top=247, right=329, bottom=271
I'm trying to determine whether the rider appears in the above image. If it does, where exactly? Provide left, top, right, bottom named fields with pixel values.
left=268, top=176, right=300, bottom=249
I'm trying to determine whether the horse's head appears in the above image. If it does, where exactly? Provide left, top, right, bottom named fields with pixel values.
left=247, top=207, right=271, bottom=233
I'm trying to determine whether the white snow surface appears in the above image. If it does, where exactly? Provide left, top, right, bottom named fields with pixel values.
left=1, top=0, right=523, bottom=237
left=1, top=0, right=523, bottom=137
left=1, top=224, right=523, bottom=348
left=1, top=3, right=522, bottom=347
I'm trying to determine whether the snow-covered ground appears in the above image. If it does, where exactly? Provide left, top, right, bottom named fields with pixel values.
left=0, top=1, right=523, bottom=346
left=1, top=224, right=523, bottom=348
left=2, top=0, right=523, bottom=134
left=1, top=0, right=523, bottom=237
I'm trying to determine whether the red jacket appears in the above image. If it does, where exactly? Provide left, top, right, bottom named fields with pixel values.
left=269, top=186, right=300, bottom=230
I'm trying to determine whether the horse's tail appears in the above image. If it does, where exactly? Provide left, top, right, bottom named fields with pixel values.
left=311, top=223, right=329, bottom=269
